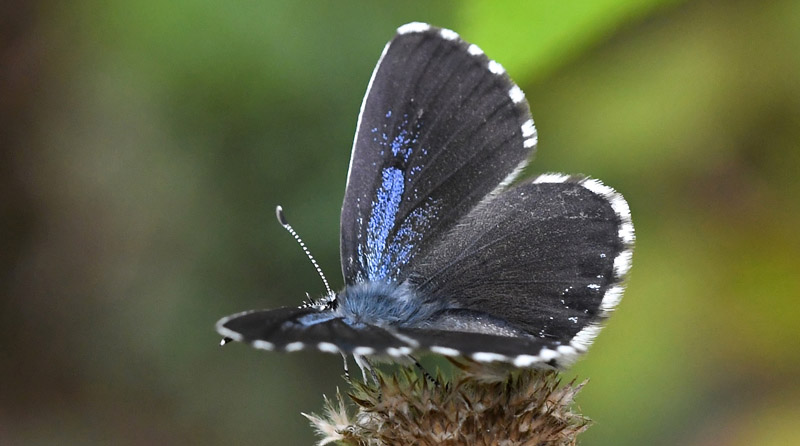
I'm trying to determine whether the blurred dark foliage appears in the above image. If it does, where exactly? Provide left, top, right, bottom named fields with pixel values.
left=2, top=1, right=799, bottom=445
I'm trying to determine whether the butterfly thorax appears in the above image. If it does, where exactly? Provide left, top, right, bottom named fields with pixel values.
left=335, top=281, right=445, bottom=328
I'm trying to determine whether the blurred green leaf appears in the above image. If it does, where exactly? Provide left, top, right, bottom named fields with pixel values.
left=457, top=0, right=684, bottom=80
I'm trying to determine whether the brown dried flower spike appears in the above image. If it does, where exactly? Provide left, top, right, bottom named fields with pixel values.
left=304, top=360, right=591, bottom=446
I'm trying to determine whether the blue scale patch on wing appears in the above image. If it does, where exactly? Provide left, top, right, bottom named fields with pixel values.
left=362, top=167, right=404, bottom=278
left=340, top=24, right=534, bottom=286
left=357, top=111, right=440, bottom=281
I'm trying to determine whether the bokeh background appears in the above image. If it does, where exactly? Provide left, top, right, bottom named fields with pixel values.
left=3, top=1, right=799, bottom=444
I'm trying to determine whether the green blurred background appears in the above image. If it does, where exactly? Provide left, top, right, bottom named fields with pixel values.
left=2, top=0, right=799, bottom=444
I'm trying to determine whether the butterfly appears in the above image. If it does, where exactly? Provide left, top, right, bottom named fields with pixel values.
left=216, top=22, right=634, bottom=370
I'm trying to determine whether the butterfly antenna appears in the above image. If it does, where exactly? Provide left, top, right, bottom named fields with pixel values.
left=275, top=205, right=333, bottom=296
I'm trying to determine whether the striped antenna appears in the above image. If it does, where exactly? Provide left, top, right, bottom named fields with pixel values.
left=275, top=206, right=333, bottom=296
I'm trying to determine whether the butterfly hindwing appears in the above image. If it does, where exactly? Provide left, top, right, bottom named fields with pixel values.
left=340, top=23, right=536, bottom=285
left=398, top=328, right=563, bottom=367
left=405, top=175, right=634, bottom=365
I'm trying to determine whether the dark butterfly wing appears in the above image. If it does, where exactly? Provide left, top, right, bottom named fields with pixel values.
left=340, top=23, right=536, bottom=285
left=398, top=328, right=564, bottom=367
left=216, top=306, right=563, bottom=366
left=404, top=175, right=634, bottom=367
left=216, top=307, right=412, bottom=355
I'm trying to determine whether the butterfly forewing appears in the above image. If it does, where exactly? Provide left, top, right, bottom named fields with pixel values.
left=217, top=307, right=412, bottom=354
left=340, top=23, right=536, bottom=285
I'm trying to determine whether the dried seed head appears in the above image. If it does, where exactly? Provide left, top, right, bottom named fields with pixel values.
left=305, top=360, right=591, bottom=446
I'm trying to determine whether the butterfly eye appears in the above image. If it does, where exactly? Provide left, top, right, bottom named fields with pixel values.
left=324, top=298, right=338, bottom=311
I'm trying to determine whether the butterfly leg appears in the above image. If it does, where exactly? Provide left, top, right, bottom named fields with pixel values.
left=369, top=365, right=380, bottom=387
left=409, top=355, right=440, bottom=388
left=354, top=354, right=381, bottom=387
left=341, top=352, right=351, bottom=383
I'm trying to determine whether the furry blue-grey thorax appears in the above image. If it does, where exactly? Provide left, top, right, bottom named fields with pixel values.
left=333, top=281, right=445, bottom=328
